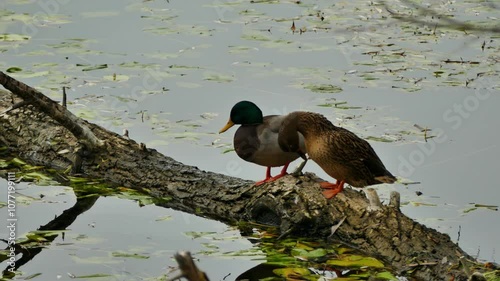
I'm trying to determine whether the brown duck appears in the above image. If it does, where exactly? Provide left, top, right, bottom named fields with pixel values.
left=278, top=111, right=396, bottom=198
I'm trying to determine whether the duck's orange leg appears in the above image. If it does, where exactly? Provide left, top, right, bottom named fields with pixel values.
left=320, top=180, right=345, bottom=199
left=255, top=167, right=272, bottom=186
left=268, top=163, right=289, bottom=182
left=255, top=163, right=291, bottom=186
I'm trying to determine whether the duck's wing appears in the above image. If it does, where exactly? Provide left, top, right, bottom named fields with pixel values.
left=332, top=127, right=395, bottom=182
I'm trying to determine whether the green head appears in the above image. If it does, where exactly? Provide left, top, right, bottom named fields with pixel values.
left=219, top=101, right=263, bottom=133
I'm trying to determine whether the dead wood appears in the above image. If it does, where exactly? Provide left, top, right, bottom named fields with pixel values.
left=0, top=72, right=103, bottom=149
left=0, top=72, right=481, bottom=280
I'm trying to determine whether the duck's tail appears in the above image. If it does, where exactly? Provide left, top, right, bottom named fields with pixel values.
left=375, top=173, right=397, bottom=184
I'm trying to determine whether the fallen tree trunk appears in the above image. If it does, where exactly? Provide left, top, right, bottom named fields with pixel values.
left=0, top=72, right=478, bottom=280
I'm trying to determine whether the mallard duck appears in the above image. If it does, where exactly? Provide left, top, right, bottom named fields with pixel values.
left=219, top=101, right=307, bottom=185
left=278, top=111, right=396, bottom=198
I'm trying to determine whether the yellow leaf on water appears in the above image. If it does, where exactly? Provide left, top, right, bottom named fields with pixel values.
left=327, top=255, right=385, bottom=268
left=273, top=267, right=310, bottom=278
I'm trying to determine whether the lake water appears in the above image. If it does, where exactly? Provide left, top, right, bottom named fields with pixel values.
left=1, top=0, right=499, bottom=279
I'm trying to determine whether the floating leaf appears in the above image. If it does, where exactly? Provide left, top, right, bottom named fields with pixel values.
left=365, top=136, right=394, bottom=143
left=31, top=230, right=66, bottom=236
left=119, top=61, right=159, bottom=68
left=473, top=203, right=498, bottom=211
left=304, top=83, right=343, bottom=93
left=155, top=215, right=173, bottom=222
left=463, top=207, right=478, bottom=214
left=6, top=67, right=22, bottom=73
left=483, top=271, right=500, bottom=281
left=318, top=102, right=362, bottom=109
left=200, top=112, right=218, bottom=120
left=74, top=273, right=114, bottom=278
left=273, top=268, right=310, bottom=278
left=318, top=101, right=347, bottom=107
left=69, top=177, right=91, bottom=184
left=291, top=248, right=327, bottom=259
left=80, top=64, right=108, bottom=71
left=228, top=45, right=258, bottom=54
left=203, top=72, right=234, bottom=83
left=435, top=70, right=446, bottom=78
left=410, top=201, right=437, bottom=207
left=327, top=255, right=385, bottom=268
left=201, top=243, right=219, bottom=249
left=0, top=33, right=30, bottom=41
left=241, top=32, right=271, bottom=42
left=103, top=74, right=129, bottom=82
left=168, top=64, right=201, bottom=69
left=111, top=252, right=149, bottom=259
left=11, top=158, right=27, bottom=166
left=23, top=273, right=42, bottom=280
left=25, top=233, right=49, bottom=242
left=266, top=253, right=298, bottom=266
left=71, top=256, right=122, bottom=265
left=12, top=193, right=39, bottom=206
left=463, top=203, right=498, bottom=213
left=10, top=70, right=50, bottom=78
left=22, top=172, right=52, bottom=181
left=184, top=231, right=217, bottom=239
left=294, top=242, right=314, bottom=251
left=116, top=189, right=159, bottom=206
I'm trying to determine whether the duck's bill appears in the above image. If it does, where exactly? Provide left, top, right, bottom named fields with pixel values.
left=219, top=119, right=235, bottom=133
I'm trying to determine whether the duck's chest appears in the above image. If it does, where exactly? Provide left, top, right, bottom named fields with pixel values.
left=306, top=137, right=329, bottom=160
left=305, top=135, right=342, bottom=163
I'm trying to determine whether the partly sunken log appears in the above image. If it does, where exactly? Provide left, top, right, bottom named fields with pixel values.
left=0, top=72, right=479, bottom=280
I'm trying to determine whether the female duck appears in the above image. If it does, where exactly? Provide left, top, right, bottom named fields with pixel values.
left=279, top=111, right=396, bottom=198
left=219, top=101, right=306, bottom=185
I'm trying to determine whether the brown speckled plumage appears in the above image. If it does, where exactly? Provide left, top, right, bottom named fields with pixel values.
left=279, top=111, right=396, bottom=187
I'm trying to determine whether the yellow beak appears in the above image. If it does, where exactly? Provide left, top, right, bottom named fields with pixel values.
left=219, top=119, right=235, bottom=133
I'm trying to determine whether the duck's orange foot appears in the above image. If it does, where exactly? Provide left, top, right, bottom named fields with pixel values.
left=267, top=163, right=290, bottom=182
left=254, top=164, right=290, bottom=186
left=269, top=172, right=287, bottom=182
left=255, top=167, right=272, bottom=186
left=255, top=178, right=269, bottom=186
left=255, top=172, right=288, bottom=186
left=320, top=181, right=345, bottom=199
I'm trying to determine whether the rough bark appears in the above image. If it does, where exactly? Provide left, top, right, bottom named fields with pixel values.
left=0, top=72, right=103, bottom=149
left=0, top=77, right=479, bottom=280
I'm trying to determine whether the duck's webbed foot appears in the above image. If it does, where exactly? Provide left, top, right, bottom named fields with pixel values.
left=267, top=163, right=290, bottom=182
left=320, top=180, right=345, bottom=199
left=255, top=164, right=290, bottom=186
left=255, top=167, right=273, bottom=186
